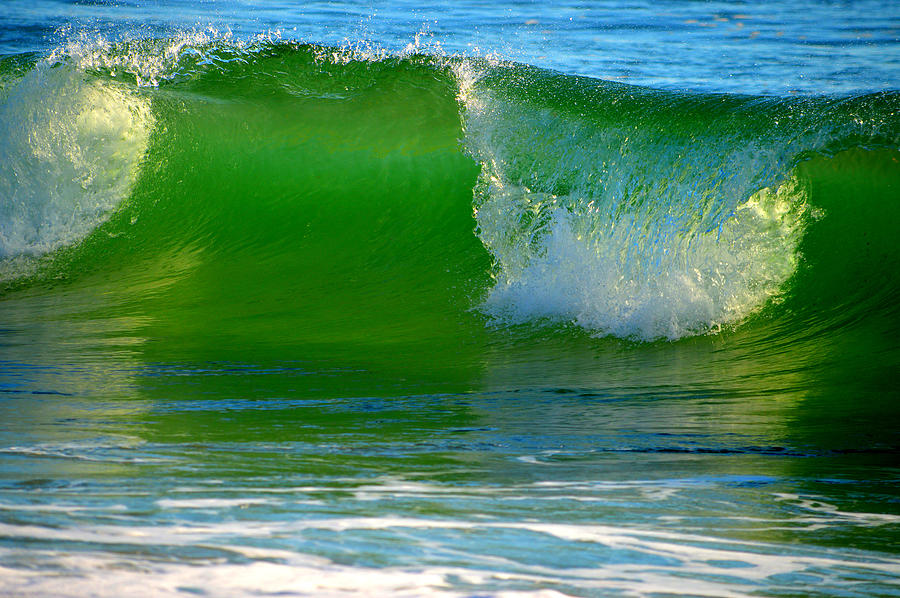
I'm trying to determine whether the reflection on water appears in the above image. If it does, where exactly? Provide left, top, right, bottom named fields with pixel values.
left=1, top=288, right=899, bottom=595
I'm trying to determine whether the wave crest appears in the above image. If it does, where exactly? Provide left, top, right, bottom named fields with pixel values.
left=0, top=56, right=153, bottom=272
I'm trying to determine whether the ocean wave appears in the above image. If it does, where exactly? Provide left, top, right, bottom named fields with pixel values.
left=1, top=37, right=897, bottom=343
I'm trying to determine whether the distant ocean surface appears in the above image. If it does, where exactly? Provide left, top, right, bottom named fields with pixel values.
left=1, top=1, right=899, bottom=596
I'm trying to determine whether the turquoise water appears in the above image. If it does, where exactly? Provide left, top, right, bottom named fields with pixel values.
left=1, top=2, right=899, bottom=596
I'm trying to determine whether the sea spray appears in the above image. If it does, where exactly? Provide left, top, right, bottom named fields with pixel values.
left=0, top=47, right=153, bottom=274
left=455, top=61, right=816, bottom=339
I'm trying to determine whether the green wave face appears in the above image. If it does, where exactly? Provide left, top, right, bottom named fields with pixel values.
left=1, top=39, right=898, bottom=369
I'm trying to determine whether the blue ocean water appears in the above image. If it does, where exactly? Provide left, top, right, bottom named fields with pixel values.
left=2, top=0, right=899, bottom=94
left=1, top=1, right=899, bottom=597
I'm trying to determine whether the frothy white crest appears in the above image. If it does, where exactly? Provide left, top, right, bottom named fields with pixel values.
left=311, top=38, right=393, bottom=65
left=0, top=52, right=154, bottom=268
left=481, top=179, right=806, bottom=340
left=454, top=62, right=809, bottom=341
left=47, top=27, right=230, bottom=87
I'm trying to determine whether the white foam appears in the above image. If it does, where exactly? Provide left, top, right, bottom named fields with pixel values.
left=156, top=498, right=273, bottom=509
left=454, top=62, right=810, bottom=341
left=1, top=515, right=898, bottom=597
left=479, top=179, right=807, bottom=340
left=0, top=57, right=153, bottom=264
